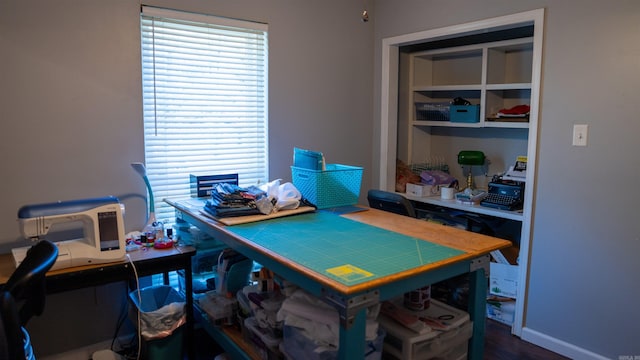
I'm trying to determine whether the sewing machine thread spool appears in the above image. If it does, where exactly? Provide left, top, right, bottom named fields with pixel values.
left=154, top=221, right=164, bottom=241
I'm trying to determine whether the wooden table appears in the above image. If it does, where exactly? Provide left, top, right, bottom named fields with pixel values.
left=0, top=244, right=196, bottom=359
left=168, top=199, right=510, bottom=359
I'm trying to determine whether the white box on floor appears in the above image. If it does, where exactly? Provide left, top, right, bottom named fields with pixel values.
left=379, top=299, right=472, bottom=360
left=486, top=296, right=516, bottom=326
left=489, top=262, right=518, bottom=298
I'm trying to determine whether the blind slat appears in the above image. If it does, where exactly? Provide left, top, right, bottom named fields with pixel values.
left=141, top=7, right=269, bottom=226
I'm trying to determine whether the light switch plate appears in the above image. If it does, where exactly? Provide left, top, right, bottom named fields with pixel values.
left=572, top=124, right=588, bottom=146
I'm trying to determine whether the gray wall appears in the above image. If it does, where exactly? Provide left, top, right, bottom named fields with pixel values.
left=0, top=0, right=373, bottom=356
left=372, top=0, right=639, bottom=359
left=2, top=0, right=639, bottom=358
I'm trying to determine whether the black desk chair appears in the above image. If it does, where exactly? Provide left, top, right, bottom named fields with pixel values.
left=0, top=292, right=22, bottom=360
left=1, top=240, right=58, bottom=360
left=367, top=189, right=497, bottom=235
left=367, top=189, right=417, bottom=218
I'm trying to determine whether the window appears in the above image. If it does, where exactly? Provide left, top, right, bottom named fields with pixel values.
left=140, top=7, right=269, bottom=226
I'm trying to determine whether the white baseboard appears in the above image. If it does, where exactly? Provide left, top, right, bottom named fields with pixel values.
left=521, top=326, right=609, bottom=360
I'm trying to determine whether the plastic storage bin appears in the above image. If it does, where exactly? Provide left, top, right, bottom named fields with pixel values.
left=415, top=102, right=450, bottom=121
left=291, top=164, right=363, bottom=209
left=449, top=105, right=480, bottom=123
left=379, top=299, right=472, bottom=360
left=281, top=325, right=385, bottom=360
left=198, top=291, right=238, bottom=325
left=129, top=285, right=186, bottom=360
left=243, top=317, right=284, bottom=360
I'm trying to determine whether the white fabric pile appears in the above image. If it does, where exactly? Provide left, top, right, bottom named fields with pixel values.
left=276, top=288, right=380, bottom=352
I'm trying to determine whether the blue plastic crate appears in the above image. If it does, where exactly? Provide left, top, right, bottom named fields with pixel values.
left=291, top=164, right=363, bottom=209
left=450, top=105, right=480, bottom=123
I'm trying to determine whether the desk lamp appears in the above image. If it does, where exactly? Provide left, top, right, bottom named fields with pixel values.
left=131, top=162, right=156, bottom=231
left=457, top=150, right=485, bottom=191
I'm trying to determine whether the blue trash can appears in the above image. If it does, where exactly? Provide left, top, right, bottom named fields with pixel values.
left=129, top=285, right=186, bottom=360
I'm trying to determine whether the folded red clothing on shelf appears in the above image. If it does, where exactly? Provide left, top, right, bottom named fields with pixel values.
left=498, top=104, right=530, bottom=115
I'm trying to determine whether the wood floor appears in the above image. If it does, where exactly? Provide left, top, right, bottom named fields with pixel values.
left=193, top=319, right=570, bottom=359
left=484, top=319, right=569, bottom=360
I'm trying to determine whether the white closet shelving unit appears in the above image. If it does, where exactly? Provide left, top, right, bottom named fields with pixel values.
left=379, top=9, right=545, bottom=336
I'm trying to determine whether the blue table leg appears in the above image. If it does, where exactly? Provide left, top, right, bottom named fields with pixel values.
left=468, top=267, right=486, bottom=360
left=338, top=309, right=366, bottom=359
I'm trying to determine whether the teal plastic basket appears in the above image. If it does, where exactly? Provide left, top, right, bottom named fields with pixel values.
left=291, top=164, right=363, bottom=209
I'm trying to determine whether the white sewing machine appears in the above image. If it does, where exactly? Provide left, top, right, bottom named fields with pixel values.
left=12, top=196, right=127, bottom=271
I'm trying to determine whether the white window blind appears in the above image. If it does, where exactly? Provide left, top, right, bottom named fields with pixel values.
left=140, top=7, right=269, bottom=226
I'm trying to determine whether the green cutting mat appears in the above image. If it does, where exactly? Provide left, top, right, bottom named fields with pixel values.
left=226, top=211, right=464, bottom=287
